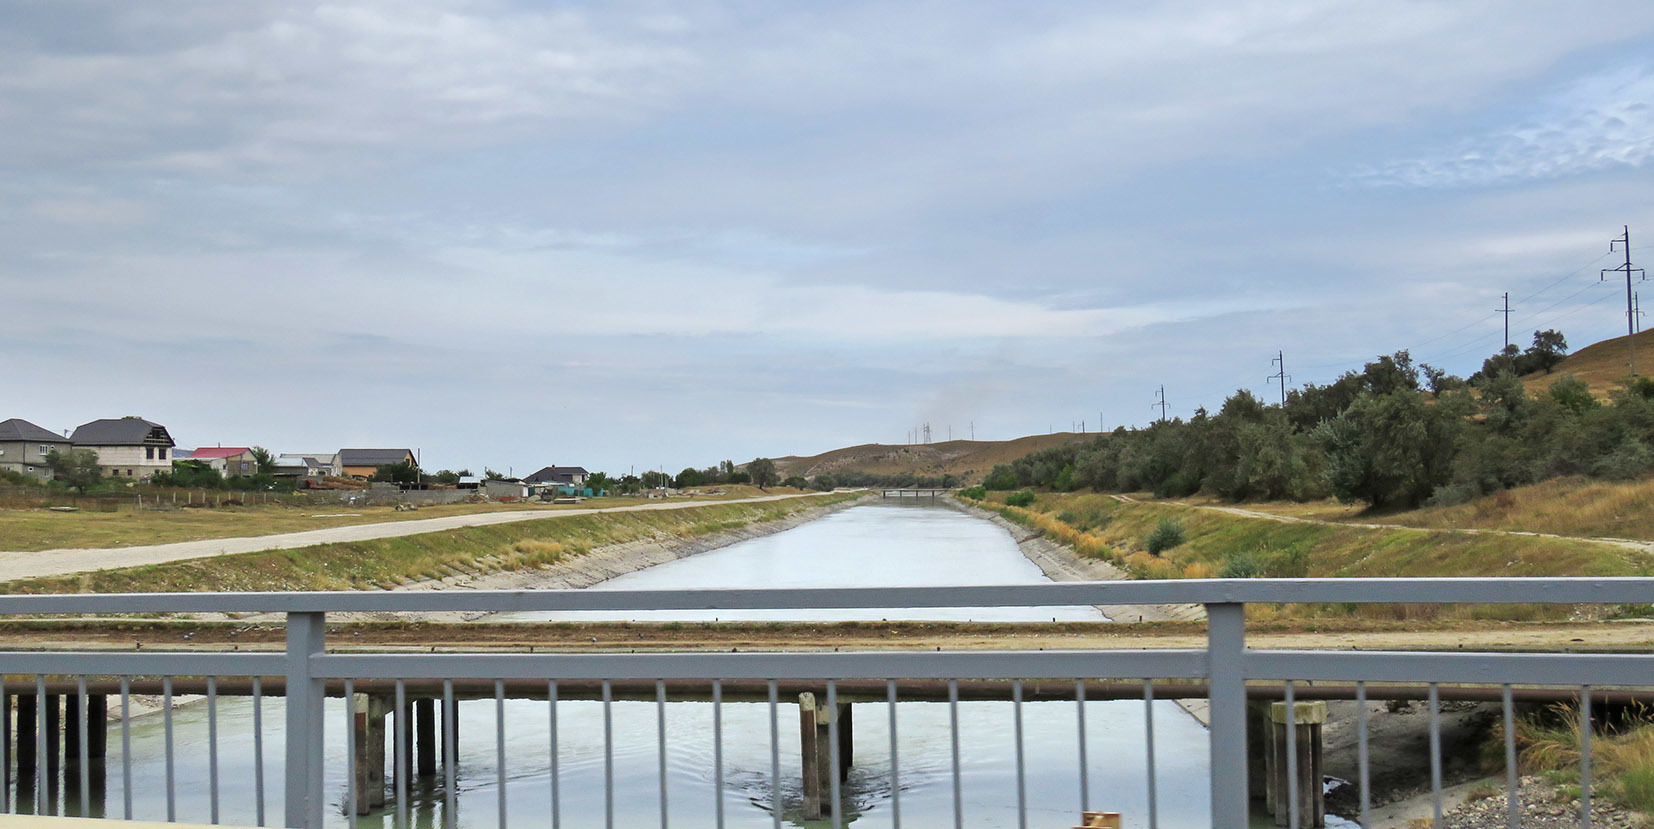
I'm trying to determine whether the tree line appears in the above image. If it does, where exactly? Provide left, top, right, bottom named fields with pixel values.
left=982, top=331, right=1654, bottom=509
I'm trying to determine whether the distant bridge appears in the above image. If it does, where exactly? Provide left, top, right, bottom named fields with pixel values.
left=879, top=488, right=947, bottom=498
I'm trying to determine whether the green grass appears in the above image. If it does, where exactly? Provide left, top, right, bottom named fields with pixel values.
left=1505, top=705, right=1654, bottom=817
left=0, top=493, right=862, bottom=595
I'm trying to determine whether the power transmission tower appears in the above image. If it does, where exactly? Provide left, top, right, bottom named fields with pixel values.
left=1638, top=292, right=1645, bottom=334
left=1603, top=226, right=1647, bottom=375
left=923, top=423, right=932, bottom=444
left=1268, top=351, right=1291, bottom=406
left=1152, top=385, right=1168, bottom=422
left=1497, top=292, right=1511, bottom=350
left=970, top=421, right=975, bottom=440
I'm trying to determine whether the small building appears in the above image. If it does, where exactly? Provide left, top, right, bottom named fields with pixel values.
left=69, top=417, right=176, bottom=481
left=281, top=453, right=339, bottom=477
left=0, top=418, right=70, bottom=482
left=482, top=478, right=532, bottom=499
left=524, top=465, right=590, bottom=488
left=338, top=449, right=417, bottom=479
left=187, top=447, right=259, bottom=476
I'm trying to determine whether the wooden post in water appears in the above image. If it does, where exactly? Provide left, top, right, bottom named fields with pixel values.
left=87, top=695, right=107, bottom=762
left=354, top=694, right=391, bottom=813
left=415, top=698, right=437, bottom=777
left=799, top=692, right=853, bottom=820
left=1266, top=701, right=1325, bottom=828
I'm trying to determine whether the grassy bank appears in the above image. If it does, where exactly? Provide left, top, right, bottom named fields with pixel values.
left=0, top=492, right=862, bottom=595
left=1505, top=706, right=1654, bottom=817
left=0, top=486, right=816, bottom=552
left=964, top=491, right=1654, bottom=619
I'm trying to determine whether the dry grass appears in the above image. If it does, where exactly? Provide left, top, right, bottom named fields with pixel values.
left=0, top=492, right=862, bottom=595
left=0, top=491, right=810, bottom=553
left=1382, top=476, right=1654, bottom=541
left=1508, top=705, right=1654, bottom=813
left=1519, top=328, right=1654, bottom=401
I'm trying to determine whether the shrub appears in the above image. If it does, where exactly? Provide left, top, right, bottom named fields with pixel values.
left=1144, top=518, right=1185, bottom=554
left=1219, top=550, right=1263, bottom=579
left=957, top=485, right=987, bottom=500
left=1004, top=490, right=1036, bottom=507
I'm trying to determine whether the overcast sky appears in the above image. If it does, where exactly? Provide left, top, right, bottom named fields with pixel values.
left=5, top=1, right=1654, bottom=475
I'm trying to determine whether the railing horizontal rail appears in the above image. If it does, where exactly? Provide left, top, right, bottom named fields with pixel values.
left=0, top=576, right=1650, bottom=614
left=1248, top=650, right=1654, bottom=686
left=0, top=652, right=284, bottom=675
left=312, top=650, right=1212, bottom=680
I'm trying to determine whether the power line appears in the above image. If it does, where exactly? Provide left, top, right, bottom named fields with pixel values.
left=1268, top=351, right=1290, bottom=406
left=1152, top=385, right=1168, bottom=422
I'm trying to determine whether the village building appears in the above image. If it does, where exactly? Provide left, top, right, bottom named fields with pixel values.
left=338, top=448, right=416, bottom=479
left=69, top=417, right=176, bottom=481
left=0, top=418, right=71, bottom=482
left=187, top=447, right=260, bottom=476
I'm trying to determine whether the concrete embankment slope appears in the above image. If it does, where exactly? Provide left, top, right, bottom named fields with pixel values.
left=0, top=492, right=841, bottom=583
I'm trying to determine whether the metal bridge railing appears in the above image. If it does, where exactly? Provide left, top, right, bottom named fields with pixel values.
left=0, top=578, right=1650, bottom=829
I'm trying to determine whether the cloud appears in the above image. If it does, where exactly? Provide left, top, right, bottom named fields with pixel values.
left=1353, top=65, right=1654, bottom=188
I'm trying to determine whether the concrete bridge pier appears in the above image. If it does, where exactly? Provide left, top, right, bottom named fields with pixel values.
left=355, top=695, right=451, bottom=815
left=799, top=693, right=853, bottom=821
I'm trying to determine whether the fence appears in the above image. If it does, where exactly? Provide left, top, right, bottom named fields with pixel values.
left=0, top=578, right=1650, bottom=828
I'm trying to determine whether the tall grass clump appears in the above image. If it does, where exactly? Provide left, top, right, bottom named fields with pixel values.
left=1005, top=491, right=1036, bottom=508
left=1145, top=518, right=1185, bottom=554
left=957, top=485, right=987, bottom=500
left=1498, top=704, right=1654, bottom=812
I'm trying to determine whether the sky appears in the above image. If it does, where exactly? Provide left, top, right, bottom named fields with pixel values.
left=5, top=1, right=1654, bottom=476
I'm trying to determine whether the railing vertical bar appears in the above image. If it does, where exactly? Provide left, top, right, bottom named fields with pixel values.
left=120, top=677, right=132, bottom=820
left=949, top=679, right=962, bottom=829
left=1357, top=681, right=1370, bottom=828
left=1503, top=684, right=1517, bottom=829
left=34, top=675, right=45, bottom=817
left=547, top=680, right=559, bottom=829
left=657, top=680, right=669, bottom=829
left=713, top=679, right=725, bottom=829
left=207, top=676, right=219, bottom=824
left=396, top=680, right=409, bottom=829
left=164, top=675, right=176, bottom=823
left=1285, top=679, right=1299, bottom=829
left=1076, top=680, right=1089, bottom=814
left=887, top=679, right=901, bottom=829
left=77, top=676, right=90, bottom=818
left=768, top=680, right=781, bottom=829
left=827, top=680, right=843, bottom=829
left=1206, top=602, right=1249, bottom=829
left=344, top=679, right=356, bottom=829
left=1, top=676, right=8, bottom=814
left=252, top=677, right=265, bottom=827
left=443, top=680, right=456, bottom=829
left=284, top=612, right=327, bottom=829
left=495, top=680, right=507, bottom=829
left=1429, top=683, right=1443, bottom=826
left=1013, top=680, right=1026, bottom=829
left=602, top=679, right=613, bottom=829
left=1581, top=685, right=1593, bottom=828
left=1145, top=678, right=1158, bottom=829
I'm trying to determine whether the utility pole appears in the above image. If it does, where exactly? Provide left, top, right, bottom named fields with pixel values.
left=1153, top=385, right=1169, bottom=422
left=970, top=421, right=975, bottom=440
left=923, top=423, right=931, bottom=444
left=1604, top=225, right=1647, bottom=375
left=1268, top=351, right=1291, bottom=406
left=1497, top=292, right=1511, bottom=350
left=1638, top=292, right=1645, bottom=334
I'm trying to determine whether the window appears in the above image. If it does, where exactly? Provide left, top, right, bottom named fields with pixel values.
left=159, top=447, right=167, bottom=461
left=146, top=446, right=155, bottom=460
left=40, top=445, right=50, bottom=455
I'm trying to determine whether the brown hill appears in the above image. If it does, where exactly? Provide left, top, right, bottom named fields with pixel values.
left=1520, top=327, right=1654, bottom=399
left=774, top=433, right=1088, bottom=484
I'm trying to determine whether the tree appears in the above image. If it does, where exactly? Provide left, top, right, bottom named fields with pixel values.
left=747, top=458, right=779, bottom=489
left=371, top=462, right=421, bottom=484
left=483, top=467, right=507, bottom=480
left=250, top=446, right=276, bottom=475
left=1525, top=329, right=1569, bottom=374
left=586, top=471, right=613, bottom=493
left=45, top=448, right=103, bottom=493
left=640, top=470, right=672, bottom=489
left=429, top=469, right=466, bottom=485
left=782, top=475, right=809, bottom=489
left=675, top=467, right=705, bottom=488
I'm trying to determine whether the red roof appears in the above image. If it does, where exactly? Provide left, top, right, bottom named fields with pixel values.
left=189, top=447, right=253, bottom=460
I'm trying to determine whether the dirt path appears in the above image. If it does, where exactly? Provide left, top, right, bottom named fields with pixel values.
left=0, top=492, right=834, bottom=582
left=1108, top=494, right=1654, bottom=554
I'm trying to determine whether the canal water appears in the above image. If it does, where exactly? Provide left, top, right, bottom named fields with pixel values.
left=9, top=501, right=1215, bottom=827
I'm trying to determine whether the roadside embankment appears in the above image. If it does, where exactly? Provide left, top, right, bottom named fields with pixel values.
left=947, top=496, right=1203, bottom=623
left=0, top=492, right=868, bottom=597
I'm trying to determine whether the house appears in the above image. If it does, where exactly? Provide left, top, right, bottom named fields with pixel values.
left=0, top=419, right=71, bottom=482
left=187, top=447, right=259, bottom=476
left=338, top=449, right=416, bottom=479
left=280, top=453, right=339, bottom=477
left=482, top=478, right=532, bottom=499
left=524, top=465, right=590, bottom=487
left=69, top=417, right=176, bottom=481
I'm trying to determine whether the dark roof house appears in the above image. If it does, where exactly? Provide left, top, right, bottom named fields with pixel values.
left=339, top=449, right=417, bottom=468
left=0, top=419, right=68, bottom=444
left=70, top=417, right=175, bottom=448
left=524, top=465, right=590, bottom=485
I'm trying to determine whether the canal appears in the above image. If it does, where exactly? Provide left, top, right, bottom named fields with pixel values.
left=10, top=501, right=1215, bottom=827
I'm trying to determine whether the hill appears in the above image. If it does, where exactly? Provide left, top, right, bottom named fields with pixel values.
left=774, top=433, right=1088, bottom=484
left=1521, top=327, right=1654, bottom=399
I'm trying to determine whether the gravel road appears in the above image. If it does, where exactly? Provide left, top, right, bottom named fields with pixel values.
left=0, top=492, right=827, bottom=582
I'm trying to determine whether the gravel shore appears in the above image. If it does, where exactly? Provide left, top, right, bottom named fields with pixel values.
left=1431, top=776, right=1645, bottom=828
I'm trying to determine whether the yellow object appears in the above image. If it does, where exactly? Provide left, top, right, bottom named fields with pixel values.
left=1076, top=811, right=1123, bottom=829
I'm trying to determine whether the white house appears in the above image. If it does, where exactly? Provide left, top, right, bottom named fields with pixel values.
left=69, top=417, right=176, bottom=481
